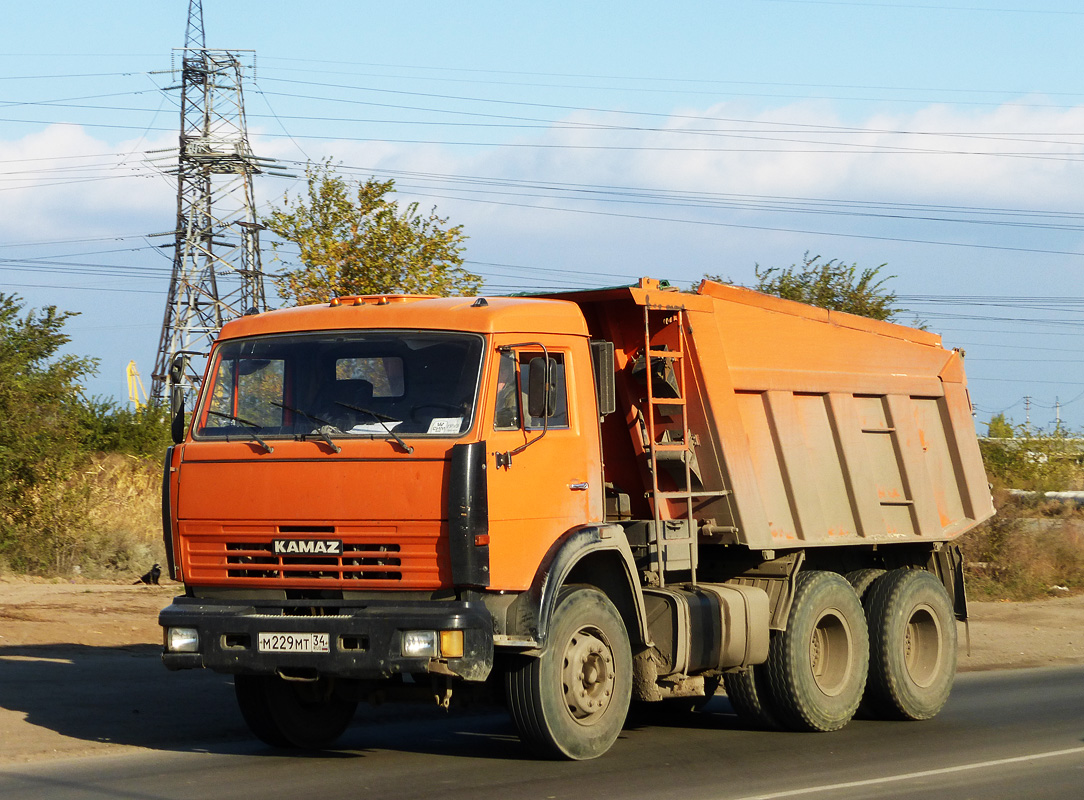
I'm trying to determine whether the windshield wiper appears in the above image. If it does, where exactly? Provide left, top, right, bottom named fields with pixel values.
left=206, top=411, right=274, bottom=454
left=269, top=401, right=341, bottom=454
left=335, top=401, right=414, bottom=454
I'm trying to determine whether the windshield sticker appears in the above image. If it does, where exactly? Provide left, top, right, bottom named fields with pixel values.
left=427, top=417, right=463, bottom=434
left=347, top=420, right=403, bottom=434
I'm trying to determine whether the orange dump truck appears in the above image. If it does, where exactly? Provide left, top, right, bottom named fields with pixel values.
left=159, top=278, right=993, bottom=759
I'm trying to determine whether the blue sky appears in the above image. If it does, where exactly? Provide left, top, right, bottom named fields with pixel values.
left=3, top=0, right=1084, bottom=429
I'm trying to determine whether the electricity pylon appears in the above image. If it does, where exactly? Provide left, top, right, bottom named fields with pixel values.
left=149, top=0, right=275, bottom=404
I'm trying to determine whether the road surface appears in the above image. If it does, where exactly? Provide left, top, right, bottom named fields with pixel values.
left=1, top=661, right=1081, bottom=800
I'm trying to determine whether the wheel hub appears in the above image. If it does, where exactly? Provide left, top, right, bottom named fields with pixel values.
left=562, top=627, right=615, bottom=724
left=808, top=609, right=852, bottom=697
left=904, top=603, right=942, bottom=688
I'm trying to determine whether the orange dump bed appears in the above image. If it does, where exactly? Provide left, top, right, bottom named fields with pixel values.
left=559, top=279, right=994, bottom=550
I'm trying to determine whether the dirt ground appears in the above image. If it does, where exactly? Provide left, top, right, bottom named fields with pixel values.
left=0, top=578, right=177, bottom=650
left=1, top=577, right=1083, bottom=764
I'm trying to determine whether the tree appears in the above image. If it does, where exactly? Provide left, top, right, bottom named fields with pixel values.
left=264, top=161, right=481, bottom=305
left=0, top=294, right=96, bottom=491
left=979, top=424, right=1082, bottom=493
left=708, top=253, right=901, bottom=321
left=987, top=413, right=1014, bottom=439
left=0, top=294, right=97, bottom=571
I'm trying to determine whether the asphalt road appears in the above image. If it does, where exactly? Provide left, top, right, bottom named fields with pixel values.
left=1, top=659, right=1082, bottom=800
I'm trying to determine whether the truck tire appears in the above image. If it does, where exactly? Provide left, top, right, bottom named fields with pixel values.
left=234, top=674, right=357, bottom=749
left=845, top=568, right=886, bottom=602
left=505, top=585, right=632, bottom=760
left=764, top=570, right=869, bottom=732
left=863, top=569, right=957, bottom=721
left=722, top=665, right=779, bottom=730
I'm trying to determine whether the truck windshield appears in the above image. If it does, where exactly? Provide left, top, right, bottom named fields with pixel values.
left=194, top=331, right=484, bottom=440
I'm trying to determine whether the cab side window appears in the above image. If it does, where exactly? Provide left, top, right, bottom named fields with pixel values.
left=493, top=350, right=570, bottom=430
left=522, top=352, right=569, bottom=429
left=493, top=350, right=521, bottom=430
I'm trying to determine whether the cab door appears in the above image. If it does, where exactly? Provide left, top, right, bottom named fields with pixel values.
left=483, top=336, right=603, bottom=590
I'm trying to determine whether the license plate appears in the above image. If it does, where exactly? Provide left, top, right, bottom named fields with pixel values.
left=257, top=632, right=330, bottom=653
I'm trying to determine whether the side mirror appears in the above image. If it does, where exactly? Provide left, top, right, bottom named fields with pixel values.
left=590, top=340, right=616, bottom=416
left=169, top=354, right=187, bottom=444
left=527, top=357, right=557, bottom=419
left=170, top=386, right=185, bottom=444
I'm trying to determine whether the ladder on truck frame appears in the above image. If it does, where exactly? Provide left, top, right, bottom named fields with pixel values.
left=641, top=304, right=730, bottom=588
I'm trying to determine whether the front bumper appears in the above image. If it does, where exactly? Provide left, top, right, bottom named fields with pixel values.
left=159, top=595, right=493, bottom=682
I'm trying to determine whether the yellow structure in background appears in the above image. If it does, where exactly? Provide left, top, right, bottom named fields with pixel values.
left=126, top=361, right=147, bottom=409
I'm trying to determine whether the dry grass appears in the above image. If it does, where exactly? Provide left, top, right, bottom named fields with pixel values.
left=960, top=490, right=1084, bottom=600
left=0, top=453, right=166, bottom=581
left=74, top=453, right=165, bottom=580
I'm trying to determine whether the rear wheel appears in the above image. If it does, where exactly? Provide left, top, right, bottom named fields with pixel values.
left=863, top=569, right=957, bottom=720
left=765, top=571, right=869, bottom=732
left=845, top=568, right=886, bottom=602
left=722, top=665, right=779, bottom=729
left=234, top=674, right=358, bottom=749
left=505, top=586, right=632, bottom=760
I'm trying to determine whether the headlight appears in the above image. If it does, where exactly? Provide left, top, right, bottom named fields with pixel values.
left=401, top=629, right=465, bottom=658
left=166, top=627, right=199, bottom=652
left=401, top=630, right=438, bottom=658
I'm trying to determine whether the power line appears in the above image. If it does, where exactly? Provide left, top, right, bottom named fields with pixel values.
left=0, top=71, right=144, bottom=81
left=0, top=280, right=160, bottom=294
left=12, top=80, right=1084, bottom=149
left=253, top=54, right=1084, bottom=98
left=970, top=377, right=1084, bottom=389
left=762, top=1, right=1084, bottom=15
left=327, top=183, right=1084, bottom=259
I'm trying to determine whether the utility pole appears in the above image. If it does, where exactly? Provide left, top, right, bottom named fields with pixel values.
left=149, top=0, right=276, bottom=404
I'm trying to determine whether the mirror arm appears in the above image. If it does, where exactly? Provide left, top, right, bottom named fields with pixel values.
left=494, top=342, right=550, bottom=468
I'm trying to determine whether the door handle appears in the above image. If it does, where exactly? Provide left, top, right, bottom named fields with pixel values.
left=569, top=482, right=589, bottom=491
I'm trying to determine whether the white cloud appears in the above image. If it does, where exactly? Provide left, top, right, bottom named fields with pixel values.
left=7, top=99, right=1084, bottom=278
left=0, top=124, right=177, bottom=242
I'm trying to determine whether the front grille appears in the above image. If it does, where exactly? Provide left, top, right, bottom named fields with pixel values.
left=181, top=524, right=447, bottom=589
left=223, top=542, right=403, bottom=581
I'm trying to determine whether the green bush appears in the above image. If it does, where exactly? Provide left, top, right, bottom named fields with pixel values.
left=961, top=492, right=1084, bottom=600
left=979, top=426, right=1083, bottom=493
left=78, top=397, right=172, bottom=457
left=0, top=294, right=169, bottom=576
left=0, top=294, right=97, bottom=573
left=963, top=427, right=1084, bottom=599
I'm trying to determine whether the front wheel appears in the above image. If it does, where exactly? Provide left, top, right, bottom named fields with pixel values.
left=505, top=586, right=632, bottom=760
left=234, top=674, right=358, bottom=749
left=863, top=569, right=957, bottom=720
